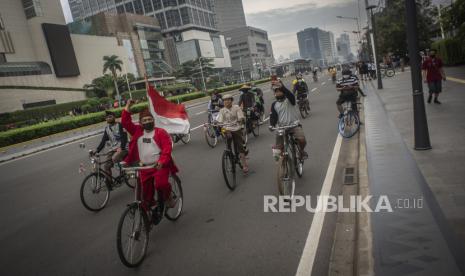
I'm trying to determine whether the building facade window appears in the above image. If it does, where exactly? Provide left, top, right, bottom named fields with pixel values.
left=179, top=7, right=191, bottom=25
left=133, top=0, right=144, bottom=14
left=142, top=0, right=153, bottom=13
left=152, top=0, right=162, bottom=10
left=155, top=13, right=166, bottom=29
left=124, top=2, right=134, bottom=13
left=22, top=0, right=43, bottom=19
left=165, top=9, right=181, bottom=28
left=116, top=4, right=125, bottom=13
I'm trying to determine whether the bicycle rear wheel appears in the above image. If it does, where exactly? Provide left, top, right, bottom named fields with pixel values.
left=80, top=172, right=110, bottom=212
left=277, top=155, right=295, bottom=198
left=338, top=111, right=360, bottom=138
left=165, top=174, right=183, bottom=221
left=181, top=132, right=191, bottom=144
left=204, top=125, right=218, bottom=148
left=222, top=150, right=236, bottom=190
left=116, top=204, right=149, bottom=267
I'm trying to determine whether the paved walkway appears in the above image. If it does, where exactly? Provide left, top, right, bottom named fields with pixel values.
left=362, top=66, right=465, bottom=275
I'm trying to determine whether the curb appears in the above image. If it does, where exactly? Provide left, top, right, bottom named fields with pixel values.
left=0, top=130, right=103, bottom=164
left=355, top=97, right=375, bottom=276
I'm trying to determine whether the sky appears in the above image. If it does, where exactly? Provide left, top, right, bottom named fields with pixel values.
left=59, top=0, right=368, bottom=58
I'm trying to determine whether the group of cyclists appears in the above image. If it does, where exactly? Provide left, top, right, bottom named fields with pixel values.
left=90, top=64, right=365, bottom=220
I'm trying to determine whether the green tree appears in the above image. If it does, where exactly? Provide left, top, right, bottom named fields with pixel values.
left=440, top=0, right=465, bottom=41
left=84, top=74, right=115, bottom=98
left=103, top=55, right=123, bottom=103
left=175, top=58, right=215, bottom=91
left=374, top=0, right=438, bottom=56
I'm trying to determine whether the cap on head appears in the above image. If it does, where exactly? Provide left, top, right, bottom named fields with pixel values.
left=223, top=94, right=234, bottom=100
left=105, top=110, right=116, bottom=117
left=139, top=109, right=153, bottom=122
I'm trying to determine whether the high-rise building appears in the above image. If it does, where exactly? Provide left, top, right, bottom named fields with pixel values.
left=336, top=33, right=351, bottom=61
left=68, top=0, right=231, bottom=69
left=223, top=26, right=274, bottom=80
left=68, top=12, right=169, bottom=77
left=212, top=0, right=247, bottom=33
left=0, top=0, right=132, bottom=112
left=297, top=27, right=337, bottom=66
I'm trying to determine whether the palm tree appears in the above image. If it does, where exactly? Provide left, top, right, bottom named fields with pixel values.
left=103, top=55, right=123, bottom=106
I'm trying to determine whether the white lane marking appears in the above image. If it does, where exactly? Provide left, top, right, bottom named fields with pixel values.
left=295, top=134, right=343, bottom=276
left=321, top=82, right=326, bottom=86
left=190, top=124, right=204, bottom=131
left=195, top=111, right=206, bottom=116
left=311, top=88, right=317, bottom=92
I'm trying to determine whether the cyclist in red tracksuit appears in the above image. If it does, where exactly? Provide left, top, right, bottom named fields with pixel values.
left=121, top=100, right=178, bottom=210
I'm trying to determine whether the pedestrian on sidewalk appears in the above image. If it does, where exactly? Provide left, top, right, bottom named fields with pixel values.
left=422, top=49, right=446, bottom=104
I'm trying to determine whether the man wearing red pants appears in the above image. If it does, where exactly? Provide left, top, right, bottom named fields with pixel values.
left=121, top=100, right=178, bottom=210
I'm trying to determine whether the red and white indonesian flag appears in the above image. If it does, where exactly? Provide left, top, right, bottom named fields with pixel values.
left=146, top=82, right=190, bottom=134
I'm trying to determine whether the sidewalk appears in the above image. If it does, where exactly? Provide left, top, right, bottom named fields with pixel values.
left=362, top=66, right=465, bottom=275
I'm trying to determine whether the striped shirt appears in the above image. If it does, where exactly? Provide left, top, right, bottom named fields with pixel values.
left=336, top=75, right=359, bottom=88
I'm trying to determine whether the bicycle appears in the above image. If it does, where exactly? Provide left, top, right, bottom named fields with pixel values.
left=116, top=164, right=183, bottom=267
left=170, top=130, right=191, bottom=147
left=217, top=123, right=246, bottom=191
left=243, top=107, right=260, bottom=141
left=379, top=67, right=395, bottom=78
left=204, top=111, right=222, bottom=148
left=271, top=123, right=305, bottom=198
left=79, top=150, right=136, bottom=212
left=297, top=93, right=310, bottom=119
left=338, top=101, right=360, bottom=138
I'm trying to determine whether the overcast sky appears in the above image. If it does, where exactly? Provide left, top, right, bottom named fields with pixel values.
left=60, top=0, right=368, bottom=58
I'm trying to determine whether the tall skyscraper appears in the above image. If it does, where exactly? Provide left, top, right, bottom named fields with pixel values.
left=297, top=27, right=336, bottom=66
left=336, top=33, right=351, bottom=61
left=212, top=0, right=247, bottom=33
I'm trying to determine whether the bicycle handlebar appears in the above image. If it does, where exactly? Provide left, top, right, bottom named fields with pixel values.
left=270, top=123, right=300, bottom=131
left=121, top=164, right=156, bottom=172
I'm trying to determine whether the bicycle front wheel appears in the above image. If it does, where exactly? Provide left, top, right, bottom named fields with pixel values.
left=386, top=69, right=395, bottom=77
left=165, top=174, right=183, bottom=221
left=299, top=103, right=307, bottom=119
left=80, top=172, right=110, bottom=212
left=277, top=156, right=295, bottom=198
left=204, top=125, right=218, bottom=148
left=222, top=150, right=236, bottom=190
left=117, top=204, right=150, bottom=267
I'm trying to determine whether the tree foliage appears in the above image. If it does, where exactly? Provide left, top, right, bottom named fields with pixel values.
left=374, top=0, right=438, bottom=55
left=174, top=58, right=215, bottom=79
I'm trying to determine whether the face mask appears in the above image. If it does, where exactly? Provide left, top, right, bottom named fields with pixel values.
left=142, top=122, right=154, bottom=131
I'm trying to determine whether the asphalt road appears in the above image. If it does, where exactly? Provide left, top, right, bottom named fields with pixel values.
left=0, top=75, right=341, bottom=275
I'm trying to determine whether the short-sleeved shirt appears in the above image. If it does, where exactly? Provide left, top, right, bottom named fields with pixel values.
left=137, top=130, right=160, bottom=165
left=217, top=105, right=244, bottom=132
left=422, top=57, right=443, bottom=82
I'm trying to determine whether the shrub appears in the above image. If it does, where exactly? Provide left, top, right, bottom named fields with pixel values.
left=0, top=100, right=89, bottom=127
left=432, top=38, right=465, bottom=65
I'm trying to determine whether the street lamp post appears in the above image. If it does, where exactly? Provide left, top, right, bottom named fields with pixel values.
left=337, top=16, right=362, bottom=42
left=198, top=57, right=207, bottom=94
left=405, top=0, right=431, bottom=150
left=366, top=5, right=383, bottom=89
left=239, top=56, right=245, bottom=83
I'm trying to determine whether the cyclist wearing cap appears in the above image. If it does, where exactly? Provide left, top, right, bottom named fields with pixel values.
left=121, top=100, right=178, bottom=210
left=251, top=83, right=265, bottom=117
left=92, top=111, right=128, bottom=185
left=238, top=83, right=256, bottom=111
left=216, top=94, right=249, bottom=173
left=269, top=80, right=308, bottom=159
left=336, top=69, right=361, bottom=118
